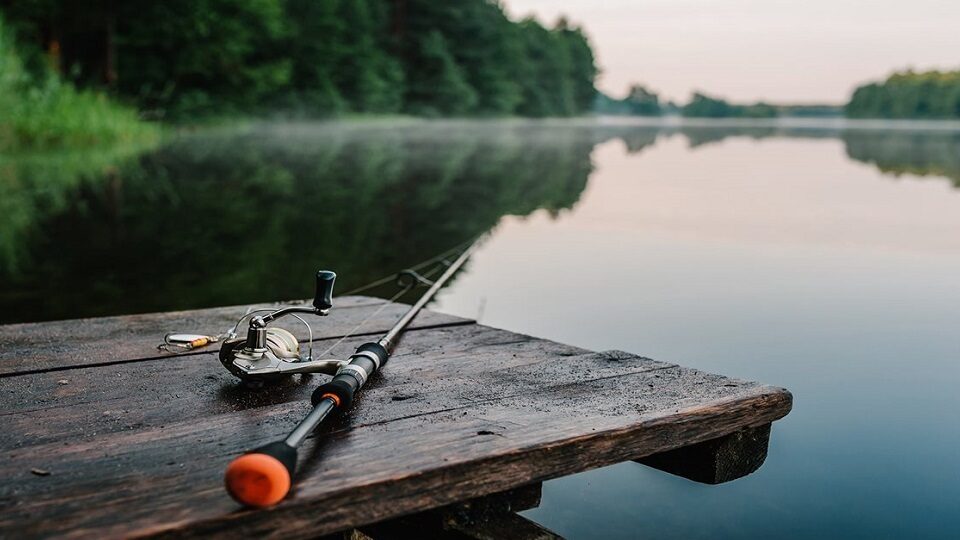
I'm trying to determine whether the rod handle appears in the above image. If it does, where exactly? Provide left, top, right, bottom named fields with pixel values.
left=224, top=441, right=298, bottom=507
left=314, top=270, right=336, bottom=311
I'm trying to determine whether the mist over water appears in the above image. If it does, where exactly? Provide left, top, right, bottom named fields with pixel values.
left=3, top=119, right=959, bottom=538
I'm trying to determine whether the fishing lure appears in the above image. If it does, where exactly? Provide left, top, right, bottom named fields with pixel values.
left=158, top=332, right=220, bottom=352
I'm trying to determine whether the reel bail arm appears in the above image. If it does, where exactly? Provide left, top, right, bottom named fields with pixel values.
left=254, top=268, right=334, bottom=319
left=257, top=270, right=336, bottom=325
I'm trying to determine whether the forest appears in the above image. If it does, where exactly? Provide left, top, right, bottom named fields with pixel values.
left=680, top=92, right=777, bottom=118
left=596, top=87, right=841, bottom=118
left=0, top=0, right=597, bottom=121
left=846, top=70, right=960, bottom=119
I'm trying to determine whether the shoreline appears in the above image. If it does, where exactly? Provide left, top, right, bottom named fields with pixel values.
left=234, top=114, right=960, bottom=134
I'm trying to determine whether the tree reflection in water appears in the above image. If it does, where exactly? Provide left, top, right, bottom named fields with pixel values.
left=1, top=120, right=958, bottom=323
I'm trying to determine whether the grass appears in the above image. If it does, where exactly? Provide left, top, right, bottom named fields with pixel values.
left=0, top=16, right=159, bottom=152
left=1, top=81, right=161, bottom=150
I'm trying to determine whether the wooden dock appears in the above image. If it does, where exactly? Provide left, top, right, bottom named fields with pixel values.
left=0, top=296, right=792, bottom=539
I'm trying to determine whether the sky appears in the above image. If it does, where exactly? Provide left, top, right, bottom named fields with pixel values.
left=503, top=0, right=960, bottom=104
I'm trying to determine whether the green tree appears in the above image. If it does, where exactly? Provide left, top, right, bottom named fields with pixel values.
left=847, top=70, right=960, bottom=119
left=592, top=85, right=662, bottom=116
left=405, top=30, right=477, bottom=116
left=625, top=84, right=661, bottom=116
left=332, top=0, right=403, bottom=113
left=0, top=11, right=156, bottom=149
left=389, top=0, right=521, bottom=115
left=514, top=19, right=575, bottom=117
left=555, top=18, right=596, bottom=112
left=682, top=92, right=736, bottom=117
left=276, top=0, right=346, bottom=115
left=441, top=0, right=523, bottom=115
left=117, top=0, right=291, bottom=118
left=2, top=0, right=292, bottom=118
left=681, top=92, right=775, bottom=118
left=1, top=0, right=599, bottom=119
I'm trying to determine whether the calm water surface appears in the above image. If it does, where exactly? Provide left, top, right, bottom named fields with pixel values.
left=2, top=119, right=959, bottom=538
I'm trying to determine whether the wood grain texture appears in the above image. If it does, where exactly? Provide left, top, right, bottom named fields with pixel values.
left=0, top=300, right=792, bottom=539
left=0, top=324, right=584, bottom=451
left=0, top=295, right=471, bottom=376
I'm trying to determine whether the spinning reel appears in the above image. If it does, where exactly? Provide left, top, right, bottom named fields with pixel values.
left=219, top=270, right=345, bottom=381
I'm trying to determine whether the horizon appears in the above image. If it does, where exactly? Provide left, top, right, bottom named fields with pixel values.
left=504, top=0, right=960, bottom=105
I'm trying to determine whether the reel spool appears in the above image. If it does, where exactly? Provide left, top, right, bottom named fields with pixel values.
left=265, top=327, right=301, bottom=359
left=219, top=328, right=302, bottom=380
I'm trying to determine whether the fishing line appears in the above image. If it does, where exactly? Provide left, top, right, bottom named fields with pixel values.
left=156, top=237, right=478, bottom=354
left=309, top=256, right=450, bottom=360
left=310, top=282, right=412, bottom=360
left=338, top=236, right=477, bottom=296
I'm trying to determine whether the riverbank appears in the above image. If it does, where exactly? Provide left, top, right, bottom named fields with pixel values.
left=0, top=16, right=159, bottom=152
left=0, top=85, right=160, bottom=151
left=586, top=115, right=960, bottom=132
left=257, top=115, right=960, bottom=136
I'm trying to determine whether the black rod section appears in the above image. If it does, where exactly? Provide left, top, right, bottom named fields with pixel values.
left=286, top=237, right=481, bottom=445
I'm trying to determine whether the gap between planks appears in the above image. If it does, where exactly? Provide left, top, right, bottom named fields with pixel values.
left=0, top=320, right=477, bottom=379
left=0, top=320, right=475, bottom=379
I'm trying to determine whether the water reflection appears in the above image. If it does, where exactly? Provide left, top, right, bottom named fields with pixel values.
left=1, top=120, right=959, bottom=323
left=844, top=130, right=960, bottom=187
left=2, top=119, right=960, bottom=538
left=0, top=146, right=149, bottom=275
left=0, top=122, right=597, bottom=322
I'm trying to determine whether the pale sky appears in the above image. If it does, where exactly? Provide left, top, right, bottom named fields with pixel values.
left=503, top=0, right=960, bottom=104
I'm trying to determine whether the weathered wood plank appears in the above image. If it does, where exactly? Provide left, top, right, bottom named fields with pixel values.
left=636, top=423, right=772, bottom=484
left=0, top=324, right=587, bottom=450
left=0, top=295, right=471, bottom=377
left=0, top=352, right=790, bottom=538
left=0, top=300, right=792, bottom=539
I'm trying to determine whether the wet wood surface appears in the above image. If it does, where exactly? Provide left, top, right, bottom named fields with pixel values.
left=0, top=296, right=792, bottom=538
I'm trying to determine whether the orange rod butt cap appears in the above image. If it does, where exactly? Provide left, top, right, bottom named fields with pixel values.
left=224, top=453, right=291, bottom=508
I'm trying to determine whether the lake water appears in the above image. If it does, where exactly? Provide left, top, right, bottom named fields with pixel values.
left=2, top=118, right=959, bottom=538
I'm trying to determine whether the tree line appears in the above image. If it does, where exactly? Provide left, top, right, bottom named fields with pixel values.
left=681, top=92, right=777, bottom=118
left=596, top=85, right=841, bottom=118
left=0, top=0, right=597, bottom=120
left=601, top=69, right=960, bottom=120
left=846, top=70, right=960, bottom=119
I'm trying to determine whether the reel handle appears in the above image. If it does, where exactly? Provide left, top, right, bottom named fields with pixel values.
left=224, top=441, right=297, bottom=507
left=313, top=270, right=336, bottom=311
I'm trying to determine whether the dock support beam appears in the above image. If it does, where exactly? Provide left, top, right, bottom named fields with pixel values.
left=636, top=423, right=772, bottom=484
left=328, top=424, right=776, bottom=539
left=351, top=483, right=560, bottom=540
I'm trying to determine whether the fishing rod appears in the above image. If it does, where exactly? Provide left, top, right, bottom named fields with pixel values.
left=221, top=238, right=481, bottom=508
